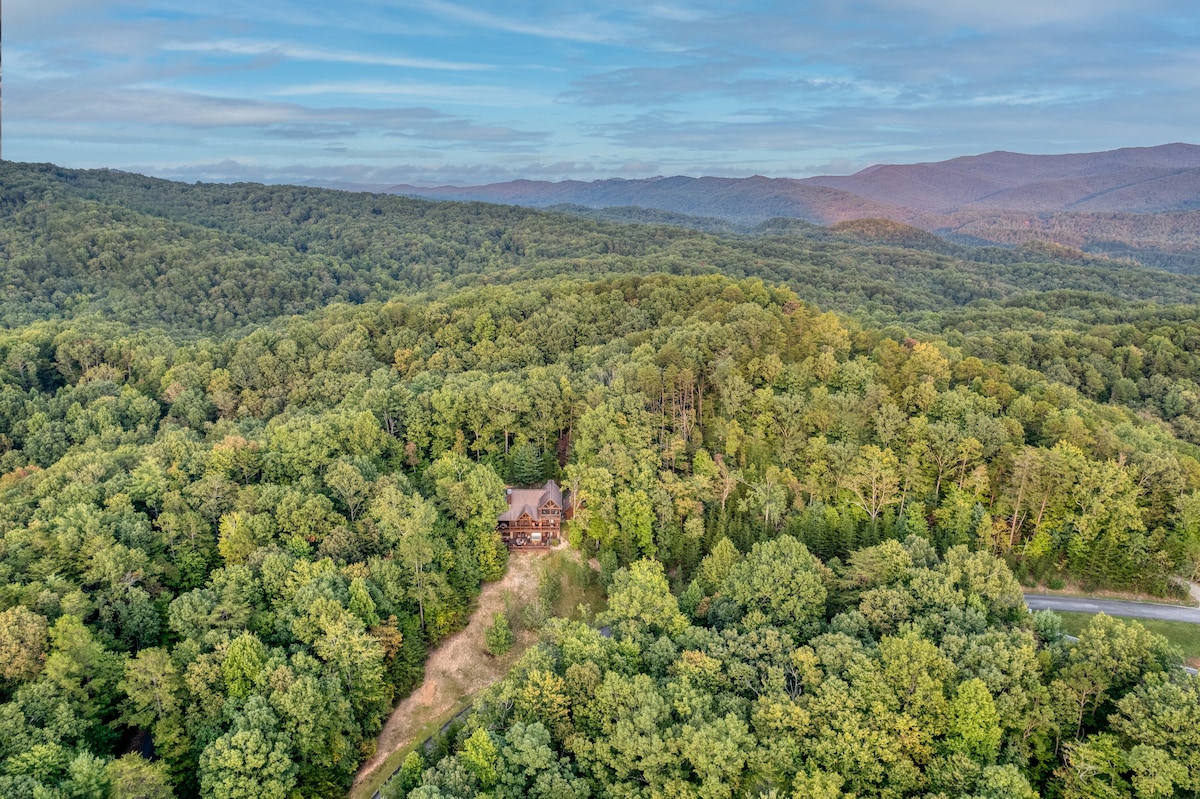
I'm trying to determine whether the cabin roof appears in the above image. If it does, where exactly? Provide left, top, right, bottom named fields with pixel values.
left=498, top=479, right=563, bottom=522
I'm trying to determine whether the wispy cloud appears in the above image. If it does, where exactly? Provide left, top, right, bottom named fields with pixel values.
left=12, top=83, right=547, bottom=146
left=418, top=0, right=632, bottom=44
left=868, top=0, right=1167, bottom=30
left=6, top=0, right=108, bottom=28
left=272, top=80, right=550, bottom=107
left=163, top=39, right=492, bottom=71
left=564, top=61, right=773, bottom=106
left=597, top=111, right=882, bottom=152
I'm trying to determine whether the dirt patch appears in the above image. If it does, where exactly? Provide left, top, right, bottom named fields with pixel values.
left=352, top=549, right=549, bottom=792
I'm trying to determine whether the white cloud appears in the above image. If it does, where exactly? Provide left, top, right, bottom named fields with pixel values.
left=6, top=0, right=110, bottom=28
left=418, top=0, right=632, bottom=44
left=272, top=81, right=550, bottom=107
left=162, top=39, right=492, bottom=71
left=869, top=0, right=1165, bottom=29
left=10, top=83, right=547, bottom=146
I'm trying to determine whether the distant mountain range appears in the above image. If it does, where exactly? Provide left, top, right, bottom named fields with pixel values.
left=386, top=144, right=1200, bottom=271
left=387, top=175, right=902, bottom=227
left=806, top=143, right=1200, bottom=214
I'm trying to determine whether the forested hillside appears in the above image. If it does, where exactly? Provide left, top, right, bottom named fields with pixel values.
left=8, top=161, right=1200, bottom=333
left=397, top=546, right=1197, bottom=799
left=1, top=163, right=1199, bottom=799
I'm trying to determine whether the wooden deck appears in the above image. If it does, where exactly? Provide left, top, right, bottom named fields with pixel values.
left=503, top=532, right=560, bottom=549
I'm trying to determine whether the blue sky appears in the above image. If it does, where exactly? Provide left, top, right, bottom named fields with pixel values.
left=5, top=0, right=1199, bottom=185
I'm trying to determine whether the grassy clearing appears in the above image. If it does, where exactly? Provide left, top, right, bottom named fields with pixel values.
left=1054, top=611, right=1200, bottom=668
left=349, top=552, right=545, bottom=799
left=349, top=546, right=604, bottom=799
left=545, top=547, right=608, bottom=621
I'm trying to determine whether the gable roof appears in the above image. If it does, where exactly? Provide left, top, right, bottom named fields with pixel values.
left=498, top=480, right=563, bottom=522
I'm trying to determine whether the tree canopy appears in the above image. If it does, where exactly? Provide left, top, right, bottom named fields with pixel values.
left=3, top=162, right=1200, bottom=799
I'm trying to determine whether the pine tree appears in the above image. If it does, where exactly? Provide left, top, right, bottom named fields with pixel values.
left=511, top=442, right=545, bottom=486
left=484, top=613, right=513, bottom=656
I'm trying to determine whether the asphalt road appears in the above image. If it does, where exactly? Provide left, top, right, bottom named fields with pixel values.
left=1024, top=593, right=1200, bottom=624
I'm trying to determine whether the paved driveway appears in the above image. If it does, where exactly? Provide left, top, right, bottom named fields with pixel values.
left=1024, top=593, right=1200, bottom=624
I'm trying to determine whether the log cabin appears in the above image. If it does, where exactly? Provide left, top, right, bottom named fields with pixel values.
left=497, top=480, right=567, bottom=548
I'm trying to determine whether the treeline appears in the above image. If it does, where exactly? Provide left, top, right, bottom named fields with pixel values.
left=396, top=541, right=1197, bottom=799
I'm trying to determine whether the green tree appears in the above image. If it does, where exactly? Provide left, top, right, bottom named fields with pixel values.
left=510, top=442, right=545, bottom=486
left=383, top=751, right=425, bottom=799
left=0, top=606, right=49, bottom=684
left=349, top=576, right=381, bottom=627
left=221, top=632, right=267, bottom=700
left=119, top=647, right=181, bottom=729
left=271, top=671, right=361, bottom=789
left=107, top=754, right=174, bottom=799
left=1110, top=674, right=1200, bottom=795
left=461, top=727, right=500, bottom=789
left=844, top=444, right=901, bottom=528
left=375, top=486, right=439, bottom=631
left=721, top=535, right=827, bottom=637
left=599, top=559, right=688, bottom=639
left=216, top=511, right=260, bottom=565
left=325, top=460, right=372, bottom=522
left=291, top=596, right=389, bottom=723
left=64, top=751, right=111, bottom=799
left=485, top=612, right=514, bottom=656
left=946, top=677, right=1002, bottom=762
left=1057, top=733, right=1132, bottom=799
left=428, top=452, right=509, bottom=581
left=199, top=697, right=296, bottom=799
left=1050, top=614, right=1177, bottom=740
left=616, top=488, right=655, bottom=558
left=42, top=615, right=124, bottom=718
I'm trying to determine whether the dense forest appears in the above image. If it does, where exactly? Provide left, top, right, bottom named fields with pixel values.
left=0, top=162, right=1199, bottom=799
left=397, top=545, right=1197, bottom=799
left=9, top=161, right=1200, bottom=333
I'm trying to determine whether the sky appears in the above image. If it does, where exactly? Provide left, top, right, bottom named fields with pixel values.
left=5, top=0, right=1200, bottom=186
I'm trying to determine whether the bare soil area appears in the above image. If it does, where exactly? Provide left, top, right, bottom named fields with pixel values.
left=352, top=549, right=548, bottom=794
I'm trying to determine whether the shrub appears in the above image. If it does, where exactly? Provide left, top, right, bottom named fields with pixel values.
left=484, top=612, right=513, bottom=656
